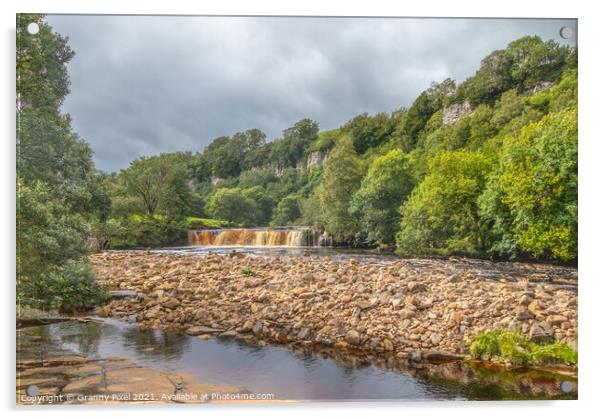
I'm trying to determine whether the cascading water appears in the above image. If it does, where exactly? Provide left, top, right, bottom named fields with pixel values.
left=187, top=228, right=329, bottom=247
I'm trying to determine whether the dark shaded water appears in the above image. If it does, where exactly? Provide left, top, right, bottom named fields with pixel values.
left=26, top=319, right=577, bottom=401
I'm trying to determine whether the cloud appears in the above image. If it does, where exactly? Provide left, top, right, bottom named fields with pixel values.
left=45, top=15, right=577, bottom=172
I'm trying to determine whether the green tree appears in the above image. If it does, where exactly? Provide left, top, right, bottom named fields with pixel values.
left=342, top=112, right=395, bottom=154
left=205, top=188, right=258, bottom=226
left=17, top=15, right=107, bottom=310
left=119, top=153, right=192, bottom=217
left=479, top=108, right=577, bottom=260
left=314, top=137, right=364, bottom=243
left=350, top=150, right=415, bottom=245
left=242, top=186, right=275, bottom=226
left=396, top=150, right=493, bottom=255
left=271, top=194, right=302, bottom=226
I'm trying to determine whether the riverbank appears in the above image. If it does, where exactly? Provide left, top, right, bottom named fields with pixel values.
left=90, top=250, right=578, bottom=367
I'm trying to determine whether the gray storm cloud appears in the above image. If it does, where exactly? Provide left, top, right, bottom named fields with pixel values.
left=45, top=15, right=577, bottom=172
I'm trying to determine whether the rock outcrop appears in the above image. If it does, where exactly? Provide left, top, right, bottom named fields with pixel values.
left=442, top=100, right=472, bottom=125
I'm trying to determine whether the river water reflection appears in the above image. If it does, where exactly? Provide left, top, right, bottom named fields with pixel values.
left=27, top=319, right=576, bottom=401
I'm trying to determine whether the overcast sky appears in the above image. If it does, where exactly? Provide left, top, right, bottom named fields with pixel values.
left=45, top=15, right=577, bottom=172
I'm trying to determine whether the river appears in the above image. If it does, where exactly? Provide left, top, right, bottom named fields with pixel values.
left=21, top=318, right=577, bottom=401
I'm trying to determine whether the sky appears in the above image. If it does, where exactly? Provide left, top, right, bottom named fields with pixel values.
left=45, top=15, right=577, bottom=172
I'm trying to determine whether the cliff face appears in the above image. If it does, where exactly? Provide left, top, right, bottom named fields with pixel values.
left=306, top=150, right=328, bottom=169
left=442, top=100, right=472, bottom=125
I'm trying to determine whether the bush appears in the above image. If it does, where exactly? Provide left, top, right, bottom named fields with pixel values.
left=108, top=215, right=187, bottom=248
left=186, top=217, right=228, bottom=229
left=469, top=330, right=577, bottom=367
left=17, top=259, right=108, bottom=313
left=396, top=150, right=493, bottom=256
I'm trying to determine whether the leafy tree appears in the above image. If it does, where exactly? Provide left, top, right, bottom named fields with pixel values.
left=342, top=112, right=395, bottom=154
left=456, top=36, right=572, bottom=106
left=402, top=79, right=456, bottom=148
left=17, top=179, right=87, bottom=280
left=479, top=108, right=577, bottom=260
left=119, top=153, right=192, bottom=217
left=17, top=15, right=108, bottom=311
left=242, top=186, right=275, bottom=226
left=314, top=137, right=364, bottom=243
left=396, top=151, right=493, bottom=255
left=269, top=119, right=319, bottom=167
left=271, top=194, right=302, bottom=226
left=16, top=13, right=74, bottom=111
left=350, top=150, right=415, bottom=245
left=205, top=188, right=258, bottom=226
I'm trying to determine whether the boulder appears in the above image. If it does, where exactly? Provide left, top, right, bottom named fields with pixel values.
left=422, top=351, right=465, bottom=362
left=345, top=330, right=361, bottom=346
left=546, top=315, right=568, bottom=325
left=382, top=338, right=394, bottom=351
left=186, top=326, right=224, bottom=335
left=529, top=321, right=554, bottom=343
left=252, top=321, right=263, bottom=335
left=161, top=298, right=180, bottom=310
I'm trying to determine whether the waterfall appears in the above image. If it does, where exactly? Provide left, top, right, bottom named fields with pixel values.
left=187, top=228, right=327, bottom=247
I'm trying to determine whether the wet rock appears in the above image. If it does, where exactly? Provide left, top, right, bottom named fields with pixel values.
left=297, top=328, right=311, bottom=340
left=186, top=325, right=224, bottom=335
left=422, top=351, right=465, bottom=362
left=408, top=350, right=422, bottom=363
left=252, top=321, right=263, bottom=335
left=240, top=320, right=254, bottom=333
left=382, top=338, right=394, bottom=351
left=97, top=307, right=110, bottom=318
left=345, top=330, right=361, bottom=346
left=109, top=290, right=144, bottom=300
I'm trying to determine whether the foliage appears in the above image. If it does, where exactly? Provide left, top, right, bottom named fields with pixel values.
left=313, top=137, right=364, bottom=243
left=342, top=112, right=395, bottom=154
left=186, top=217, right=228, bottom=229
left=205, top=187, right=258, bottom=226
left=350, top=150, right=415, bottom=245
left=241, top=268, right=257, bottom=277
left=17, top=179, right=88, bottom=280
left=107, top=215, right=187, bottom=248
left=271, top=194, right=302, bottom=226
left=17, top=15, right=108, bottom=310
left=479, top=108, right=577, bottom=260
left=17, top=22, right=579, bottom=273
left=119, top=153, right=192, bottom=217
left=396, top=151, right=493, bottom=255
left=469, top=330, right=577, bottom=367
left=455, top=36, right=572, bottom=106
left=17, top=259, right=108, bottom=313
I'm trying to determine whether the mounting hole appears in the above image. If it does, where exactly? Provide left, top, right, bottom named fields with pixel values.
left=559, top=26, right=573, bottom=39
left=560, top=380, right=574, bottom=393
left=27, top=22, right=40, bottom=35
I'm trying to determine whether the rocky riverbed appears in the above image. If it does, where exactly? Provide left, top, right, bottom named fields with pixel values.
left=90, top=251, right=578, bottom=363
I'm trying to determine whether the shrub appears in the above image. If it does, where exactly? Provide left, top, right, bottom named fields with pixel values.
left=17, top=259, right=108, bottom=313
left=107, top=215, right=187, bottom=248
left=469, top=329, right=577, bottom=367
